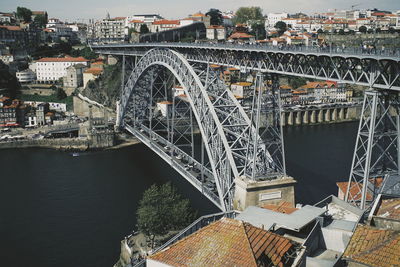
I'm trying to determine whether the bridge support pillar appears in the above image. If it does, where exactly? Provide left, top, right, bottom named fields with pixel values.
left=303, top=111, right=309, bottom=124
left=288, top=112, right=294, bottom=125
left=295, top=111, right=301, bottom=125
left=339, top=108, right=345, bottom=120
left=332, top=108, right=338, bottom=121
left=325, top=109, right=331, bottom=122
left=310, top=110, right=316, bottom=124
left=317, top=110, right=324, bottom=123
left=346, top=90, right=400, bottom=209
left=233, top=175, right=297, bottom=211
left=281, top=112, right=286, bottom=127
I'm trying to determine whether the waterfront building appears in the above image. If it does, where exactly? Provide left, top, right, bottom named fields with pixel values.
left=25, top=110, right=37, bottom=127
left=0, top=99, right=27, bottom=127
left=16, top=69, right=36, bottom=83
left=35, top=56, right=89, bottom=83
left=36, top=103, right=49, bottom=126
left=230, top=82, right=253, bottom=98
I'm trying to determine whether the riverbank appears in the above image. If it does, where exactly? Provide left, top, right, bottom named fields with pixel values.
left=0, top=135, right=141, bottom=151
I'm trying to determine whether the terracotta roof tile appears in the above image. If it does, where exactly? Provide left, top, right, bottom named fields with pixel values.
left=261, top=201, right=298, bottom=214
left=37, top=57, right=88, bottom=63
left=376, top=198, right=400, bottom=221
left=342, top=225, right=400, bottom=267
left=149, top=217, right=300, bottom=267
left=337, top=178, right=383, bottom=201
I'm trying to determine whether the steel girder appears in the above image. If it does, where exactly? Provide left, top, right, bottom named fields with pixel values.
left=92, top=44, right=400, bottom=91
left=120, top=48, right=276, bottom=211
left=346, top=90, right=400, bottom=209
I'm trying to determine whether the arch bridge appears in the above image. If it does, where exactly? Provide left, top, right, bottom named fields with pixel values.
left=92, top=43, right=400, bottom=211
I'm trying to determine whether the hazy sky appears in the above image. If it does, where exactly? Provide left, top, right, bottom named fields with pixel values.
left=1, top=0, right=399, bottom=22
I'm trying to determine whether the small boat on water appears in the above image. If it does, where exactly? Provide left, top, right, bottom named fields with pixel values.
left=72, top=152, right=80, bottom=157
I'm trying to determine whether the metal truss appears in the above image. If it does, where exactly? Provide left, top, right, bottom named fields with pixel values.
left=346, top=90, right=400, bottom=209
left=119, top=48, right=280, bottom=211
left=92, top=43, right=400, bottom=91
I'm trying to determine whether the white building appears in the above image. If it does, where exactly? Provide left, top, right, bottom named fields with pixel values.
left=150, top=20, right=180, bottom=33
left=92, top=16, right=127, bottom=41
left=266, top=13, right=288, bottom=29
left=16, top=69, right=36, bottom=83
left=0, top=13, right=13, bottom=23
left=230, top=82, right=253, bottom=98
left=35, top=57, right=89, bottom=83
left=0, top=54, right=14, bottom=64
left=206, top=25, right=226, bottom=40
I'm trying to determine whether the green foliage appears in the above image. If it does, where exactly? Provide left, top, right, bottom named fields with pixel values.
left=140, top=24, right=149, bottom=34
left=56, top=87, right=67, bottom=100
left=317, top=29, right=324, bottom=34
left=367, top=28, right=373, bottom=34
left=31, top=43, right=73, bottom=59
left=275, top=21, right=287, bottom=35
left=289, top=77, right=307, bottom=89
left=388, top=27, right=396, bottom=34
left=70, top=46, right=97, bottom=60
left=128, top=28, right=137, bottom=36
left=206, top=8, right=223, bottom=26
left=34, top=14, right=47, bottom=28
left=359, top=26, right=367, bottom=33
left=137, top=183, right=197, bottom=246
left=338, top=29, right=345, bottom=35
left=375, top=28, right=381, bottom=33
left=16, top=7, right=32, bottom=23
left=233, top=6, right=264, bottom=25
left=0, top=61, right=20, bottom=99
left=250, top=22, right=266, bottom=40
left=20, top=94, right=73, bottom=110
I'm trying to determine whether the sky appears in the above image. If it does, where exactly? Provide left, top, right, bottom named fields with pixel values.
left=1, top=0, right=399, bottom=22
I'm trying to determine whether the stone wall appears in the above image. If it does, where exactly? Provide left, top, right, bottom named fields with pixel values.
left=73, top=94, right=116, bottom=119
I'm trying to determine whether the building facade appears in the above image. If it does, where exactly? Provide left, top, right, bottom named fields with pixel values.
left=35, top=57, right=88, bottom=83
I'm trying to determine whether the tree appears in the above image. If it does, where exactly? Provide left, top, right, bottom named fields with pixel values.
left=375, top=28, right=381, bottom=33
left=206, top=8, right=223, bottom=26
left=250, top=22, right=266, bottom=40
left=367, top=28, right=373, bottom=34
left=16, top=7, right=32, bottom=23
left=140, top=24, right=149, bottom=34
left=34, top=14, right=47, bottom=28
left=137, top=183, right=196, bottom=248
left=56, top=87, right=67, bottom=100
left=275, top=21, right=287, bottom=35
left=317, top=29, right=324, bottom=34
left=289, top=77, right=307, bottom=89
left=233, top=7, right=264, bottom=25
left=388, top=27, right=396, bottom=34
left=359, top=26, right=367, bottom=33
left=338, top=29, right=345, bottom=35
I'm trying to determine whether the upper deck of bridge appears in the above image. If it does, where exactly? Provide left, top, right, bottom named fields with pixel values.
left=91, top=42, right=400, bottom=62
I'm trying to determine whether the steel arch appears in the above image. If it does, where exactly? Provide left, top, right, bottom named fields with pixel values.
left=119, top=48, right=275, bottom=211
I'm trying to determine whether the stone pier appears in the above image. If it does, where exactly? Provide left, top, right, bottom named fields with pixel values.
left=318, top=110, right=324, bottom=123
left=310, top=110, right=316, bottom=124
left=332, top=108, right=338, bottom=121
left=303, top=111, right=309, bottom=124
left=324, top=109, right=331, bottom=122
left=295, top=112, right=302, bottom=125
left=288, top=112, right=294, bottom=125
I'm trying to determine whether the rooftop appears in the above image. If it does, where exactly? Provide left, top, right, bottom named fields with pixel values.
left=342, top=225, right=400, bottom=267
left=37, top=57, right=88, bottom=63
left=236, top=205, right=326, bottom=232
left=376, top=197, right=400, bottom=221
left=149, top=217, right=301, bottom=267
left=261, top=201, right=298, bottom=214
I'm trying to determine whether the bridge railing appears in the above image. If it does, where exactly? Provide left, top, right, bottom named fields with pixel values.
left=92, top=41, right=400, bottom=59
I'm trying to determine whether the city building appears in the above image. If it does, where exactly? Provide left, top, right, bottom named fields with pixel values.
left=206, top=25, right=226, bottom=40
left=16, top=69, right=36, bottom=83
left=36, top=103, right=49, bottom=126
left=150, top=19, right=180, bottom=32
left=0, top=53, right=14, bottom=64
left=91, top=15, right=127, bottom=42
left=147, top=217, right=306, bottom=267
left=63, top=64, right=86, bottom=88
left=35, top=56, right=89, bottom=83
left=0, top=12, right=14, bottom=23
left=83, top=68, right=103, bottom=88
left=0, top=99, right=27, bottom=127
left=266, top=13, right=288, bottom=29
left=230, top=82, right=253, bottom=98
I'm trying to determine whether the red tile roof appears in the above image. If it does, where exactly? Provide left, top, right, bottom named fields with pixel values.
left=229, top=32, right=254, bottom=40
left=84, top=68, right=103, bottom=75
left=153, top=19, right=180, bottom=25
left=37, top=57, right=88, bottom=63
left=376, top=198, right=400, bottom=221
left=149, top=217, right=300, bottom=267
left=0, top=25, right=22, bottom=31
left=342, top=225, right=400, bottom=267
left=337, top=178, right=383, bottom=201
left=261, top=201, right=298, bottom=214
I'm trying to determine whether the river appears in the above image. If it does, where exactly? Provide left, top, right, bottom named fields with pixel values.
left=0, top=122, right=358, bottom=267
